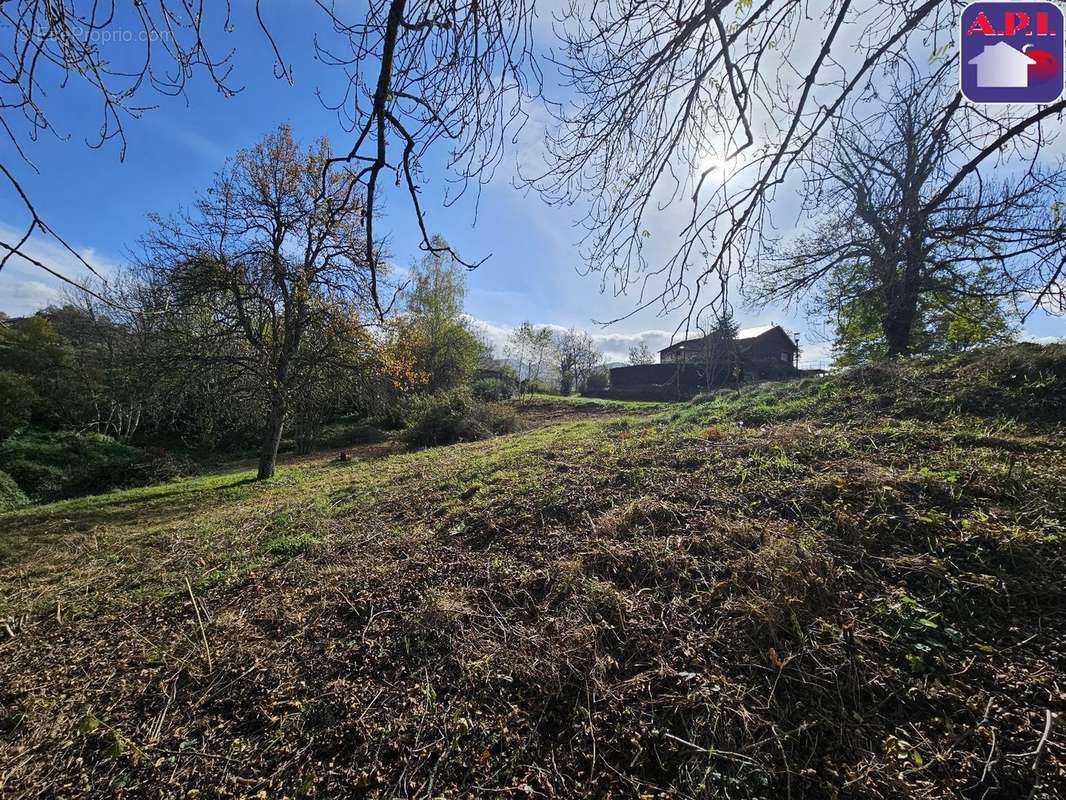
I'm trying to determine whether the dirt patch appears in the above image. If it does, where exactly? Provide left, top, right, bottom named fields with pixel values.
left=514, top=397, right=661, bottom=425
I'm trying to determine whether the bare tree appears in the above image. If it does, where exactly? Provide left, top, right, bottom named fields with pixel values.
left=755, top=61, right=1066, bottom=356
left=556, top=327, right=601, bottom=394
left=1, top=0, right=541, bottom=320
left=140, top=126, right=378, bottom=479
left=506, top=321, right=556, bottom=394
left=627, top=341, right=655, bottom=366
left=529, top=2, right=1065, bottom=335
left=7, top=1, right=1063, bottom=342
left=0, top=1, right=238, bottom=300
left=302, top=0, right=541, bottom=315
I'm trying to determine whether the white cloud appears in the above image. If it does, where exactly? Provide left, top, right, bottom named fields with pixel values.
left=797, top=340, right=833, bottom=369
left=466, top=317, right=514, bottom=356
left=4, top=278, right=62, bottom=312
left=467, top=314, right=673, bottom=363
left=0, top=223, right=121, bottom=317
left=586, top=329, right=673, bottom=363
left=1018, top=331, right=1064, bottom=345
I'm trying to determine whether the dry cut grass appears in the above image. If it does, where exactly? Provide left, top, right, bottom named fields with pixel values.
left=1, top=345, right=1065, bottom=799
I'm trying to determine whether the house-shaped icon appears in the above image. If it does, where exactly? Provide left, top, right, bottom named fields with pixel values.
left=968, top=41, right=1037, bottom=88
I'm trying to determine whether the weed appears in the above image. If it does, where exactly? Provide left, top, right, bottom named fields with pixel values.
left=263, top=532, right=320, bottom=558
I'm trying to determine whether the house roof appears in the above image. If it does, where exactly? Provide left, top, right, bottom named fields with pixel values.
left=659, top=324, right=795, bottom=354
left=736, top=324, right=777, bottom=340
left=967, top=41, right=1036, bottom=66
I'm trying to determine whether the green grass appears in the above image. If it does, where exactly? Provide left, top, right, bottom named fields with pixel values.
left=0, top=415, right=615, bottom=615
left=524, top=391, right=668, bottom=410
left=263, top=531, right=321, bottom=558
left=2, top=344, right=1064, bottom=798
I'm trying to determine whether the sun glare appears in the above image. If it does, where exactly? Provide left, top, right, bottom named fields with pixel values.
left=697, top=148, right=746, bottom=180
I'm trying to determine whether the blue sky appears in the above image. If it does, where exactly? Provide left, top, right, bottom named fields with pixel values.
left=0, top=4, right=1061, bottom=365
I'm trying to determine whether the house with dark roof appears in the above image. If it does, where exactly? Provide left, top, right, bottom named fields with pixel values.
left=593, top=324, right=800, bottom=401
left=659, top=325, right=799, bottom=370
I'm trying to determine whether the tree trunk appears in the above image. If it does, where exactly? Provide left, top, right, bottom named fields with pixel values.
left=882, top=288, right=918, bottom=357
left=257, top=393, right=286, bottom=480
left=878, top=258, right=921, bottom=358
left=560, top=372, right=573, bottom=395
left=883, top=213, right=928, bottom=358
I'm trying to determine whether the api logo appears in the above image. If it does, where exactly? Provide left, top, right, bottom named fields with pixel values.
left=961, top=2, right=1064, bottom=103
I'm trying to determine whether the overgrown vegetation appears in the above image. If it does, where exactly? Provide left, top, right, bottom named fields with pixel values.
left=0, top=129, right=514, bottom=494
left=0, top=430, right=192, bottom=502
left=1, top=344, right=1063, bottom=798
left=667, top=343, right=1064, bottom=433
left=403, top=389, right=520, bottom=447
left=0, top=132, right=579, bottom=506
left=0, top=469, right=28, bottom=512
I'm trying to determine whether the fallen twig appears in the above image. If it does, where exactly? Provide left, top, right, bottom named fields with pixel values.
left=662, top=732, right=758, bottom=765
left=1027, top=710, right=1054, bottom=800
left=185, top=576, right=212, bottom=672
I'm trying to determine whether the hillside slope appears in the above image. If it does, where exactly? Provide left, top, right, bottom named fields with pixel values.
left=2, top=344, right=1064, bottom=798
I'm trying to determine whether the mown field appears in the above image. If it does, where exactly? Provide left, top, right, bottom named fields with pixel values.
left=1, top=345, right=1064, bottom=798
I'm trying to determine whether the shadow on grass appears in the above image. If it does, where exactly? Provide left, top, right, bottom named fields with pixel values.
left=0, top=474, right=262, bottom=566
